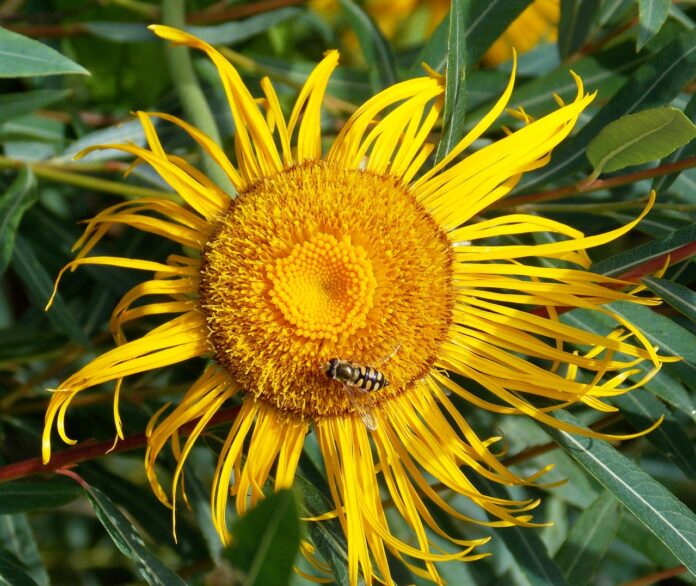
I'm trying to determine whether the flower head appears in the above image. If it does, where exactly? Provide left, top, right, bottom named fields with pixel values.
left=44, top=25, right=667, bottom=585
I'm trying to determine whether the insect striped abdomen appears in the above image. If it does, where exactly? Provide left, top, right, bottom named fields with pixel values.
left=356, top=365, right=387, bottom=391
left=326, top=359, right=389, bottom=392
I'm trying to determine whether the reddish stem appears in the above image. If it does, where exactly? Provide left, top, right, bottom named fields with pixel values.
left=0, top=405, right=240, bottom=483
left=619, top=565, right=686, bottom=586
left=498, top=155, right=696, bottom=210
left=4, top=0, right=307, bottom=37
left=618, top=240, right=696, bottom=283
left=187, top=0, right=307, bottom=24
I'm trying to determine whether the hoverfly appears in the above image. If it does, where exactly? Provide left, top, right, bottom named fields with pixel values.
left=324, top=345, right=399, bottom=431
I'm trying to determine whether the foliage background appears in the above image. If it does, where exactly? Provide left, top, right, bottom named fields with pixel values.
left=0, top=1, right=695, bottom=585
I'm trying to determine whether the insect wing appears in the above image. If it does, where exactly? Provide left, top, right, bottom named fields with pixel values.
left=343, top=384, right=378, bottom=431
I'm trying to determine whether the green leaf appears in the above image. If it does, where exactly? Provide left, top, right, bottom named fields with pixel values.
left=561, top=307, right=696, bottom=419
left=85, top=485, right=187, bottom=586
left=296, top=465, right=349, bottom=585
left=187, top=8, right=301, bottom=45
left=643, top=276, right=696, bottom=323
left=86, top=9, right=300, bottom=44
left=611, top=390, right=696, bottom=482
left=586, top=107, right=696, bottom=175
left=0, top=114, right=64, bottom=144
left=0, top=90, right=71, bottom=125
left=591, top=222, right=696, bottom=277
left=57, top=118, right=150, bottom=163
left=467, top=39, right=648, bottom=132
left=224, top=489, right=301, bottom=586
left=79, top=464, right=209, bottom=563
left=500, top=417, right=599, bottom=508
left=0, top=477, right=81, bottom=514
left=637, top=0, right=671, bottom=51
left=0, top=168, right=37, bottom=278
left=415, top=0, right=534, bottom=72
left=615, top=514, right=694, bottom=577
left=520, top=27, right=696, bottom=191
left=474, top=478, right=569, bottom=586
left=339, top=0, right=396, bottom=92
left=598, top=0, right=634, bottom=27
left=179, top=464, right=223, bottom=563
left=607, top=211, right=691, bottom=239
left=652, top=91, right=696, bottom=193
left=82, top=22, right=152, bottom=42
left=0, top=27, right=89, bottom=77
left=606, top=301, right=696, bottom=388
left=558, top=0, right=602, bottom=58
left=545, top=410, right=696, bottom=575
left=0, top=547, right=39, bottom=586
left=554, top=493, right=621, bottom=585
left=0, top=516, right=48, bottom=586
left=435, top=0, right=468, bottom=162
left=10, top=234, right=90, bottom=347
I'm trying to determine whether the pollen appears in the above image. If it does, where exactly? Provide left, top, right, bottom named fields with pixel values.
left=199, top=161, right=454, bottom=419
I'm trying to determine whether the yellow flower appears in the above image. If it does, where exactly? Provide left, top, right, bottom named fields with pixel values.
left=484, top=0, right=559, bottom=66
left=44, top=26, right=666, bottom=585
left=314, top=0, right=559, bottom=65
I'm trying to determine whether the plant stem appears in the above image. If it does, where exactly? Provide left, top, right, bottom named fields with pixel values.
left=161, top=0, right=233, bottom=193
left=2, top=0, right=307, bottom=36
left=0, top=155, right=176, bottom=200
left=187, top=0, right=307, bottom=24
left=0, top=405, right=241, bottom=482
left=521, top=200, right=696, bottom=214
left=498, top=155, right=696, bottom=210
left=617, top=241, right=696, bottom=283
left=619, top=565, right=686, bottom=586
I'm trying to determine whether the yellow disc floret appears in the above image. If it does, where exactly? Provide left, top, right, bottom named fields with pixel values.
left=268, top=233, right=377, bottom=341
left=200, top=161, right=453, bottom=419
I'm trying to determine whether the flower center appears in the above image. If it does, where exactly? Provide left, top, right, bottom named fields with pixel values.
left=268, top=233, right=376, bottom=341
left=199, top=161, right=453, bottom=420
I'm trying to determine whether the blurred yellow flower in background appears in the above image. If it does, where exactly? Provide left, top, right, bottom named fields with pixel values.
left=313, top=0, right=559, bottom=65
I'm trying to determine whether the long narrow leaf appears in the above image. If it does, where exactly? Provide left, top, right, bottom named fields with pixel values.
left=0, top=28, right=88, bottom=77
left=545, top=411, right=696, bottom=575
left=591, top=223, right=696, bottom=277
left=414, top=0, right=533, bottom=72
left=611, top=390, right=696, bottom=482
left=651, top=91, right=696, bottom=193
left=10, top=234, right=90, bottom=347
left=0, top=516, right=47, bottom=586
left=554, top=493, right=621, bottom=585
left=642, top=276, right=696, bottom=323
left=0, top=547, right=39, bottom=586
left=607, top=301, right=696, bottom=387
left=339, top=0, right=396, bottom=92
left=86, top=485, right=187, bottom=586
left=435, top=0, right=468, bottom=162
left=474, top=478, right=569, bottom=586
left=0, top=167, right=36, bottom=278
left=637, top=0, right=671, bottom=50
left=559, top=0, right=602, bottom=58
